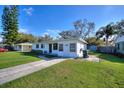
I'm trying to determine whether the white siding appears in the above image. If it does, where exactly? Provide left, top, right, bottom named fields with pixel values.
left=77, top=41, right=87, bottom=57
left=32, top=40, right=87, bottom=58
left=57, top=40, right=78, bottom=58
left=115, top=35, right=124, bottom=43
left=115, top=35, right=124, bottom=54
left=32, top=43, right=49, bottom=53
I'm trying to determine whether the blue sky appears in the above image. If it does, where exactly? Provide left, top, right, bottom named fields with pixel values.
left=0, top=5, right=124, bottom=40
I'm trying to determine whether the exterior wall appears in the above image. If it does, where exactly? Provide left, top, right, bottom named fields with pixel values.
left=115, top=35, right=124, bottom=43
left=57, top=40, right=78, bottom=58
left=14, top=45, right=32, bottom=52
left=32, top=43, right=49, bottom=53
left=88, top=45, right=97, bottom=51
left=77, top=41, right=87, bottom=57
left=32, top=40, right=87, bottom=58
left=115, top=42, right=124, bottom=54
left=115, top=35, right=124, bottom=54
left=22, top=45, right=32, bottom=52
left=14, top=45, right=21, bottom=51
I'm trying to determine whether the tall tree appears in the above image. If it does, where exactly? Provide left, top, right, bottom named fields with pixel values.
left=73, top=19, right=95, bottom=39
left=59, top=30, right=76, bottom=39
left=59, top=19, right=95, bottom=39
left=96, top=23, right=116, bottom=46
left=17, top=33, right=37, bottom=43
left=1, top=5, right=19, bottom=45
left=38, top=34, right=53, bottom=42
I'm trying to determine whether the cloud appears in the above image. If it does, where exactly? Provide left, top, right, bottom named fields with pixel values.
left=23, top=7, right=33, bottom=16
left=43, top=32, right=49, bottom=36
left=19, top=28, right=29, bottom=33
left=43, top=29, right=61, bottom=37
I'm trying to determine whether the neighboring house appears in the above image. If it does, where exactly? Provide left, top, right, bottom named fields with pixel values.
left=87, top=45, right=97, bottom=51
left=115, top=34, right=124, bottom=54
left=32, top=38, right=87, bottom=58
left=14, top=43, right=32, bottom=52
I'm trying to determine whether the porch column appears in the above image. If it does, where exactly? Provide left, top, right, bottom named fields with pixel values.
left=21, top=45, right=23, bottom=52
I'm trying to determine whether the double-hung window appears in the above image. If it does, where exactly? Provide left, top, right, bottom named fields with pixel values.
left=41, top=44, right=44, bottom=48
left=36, top=44, right=39, bottom=48
left=70, top=43, right=76, bottom=52
left=53, top=43, right=58, bottom=50
left=59, top=44, right=63, bottom=51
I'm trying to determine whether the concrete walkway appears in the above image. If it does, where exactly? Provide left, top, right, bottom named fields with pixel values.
left=0, top=58, right=66, bottom=85
left=83, top=55, right=100, bottom=62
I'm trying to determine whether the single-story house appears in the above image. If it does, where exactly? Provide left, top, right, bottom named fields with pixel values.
left=115, top=34, right=124, bottom=54
left=32, top=38, right=87, bottom=58
left=14, top=42, right=32, bottom=52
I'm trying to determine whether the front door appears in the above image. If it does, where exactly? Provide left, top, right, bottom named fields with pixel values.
left=49, top=44, right=52, bottom=53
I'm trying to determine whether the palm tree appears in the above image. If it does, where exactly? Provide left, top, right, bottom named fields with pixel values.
left=96, top=23, right=115, bottom=46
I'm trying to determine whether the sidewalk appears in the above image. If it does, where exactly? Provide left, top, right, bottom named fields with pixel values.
left=0, top=58, right=66, bottom=85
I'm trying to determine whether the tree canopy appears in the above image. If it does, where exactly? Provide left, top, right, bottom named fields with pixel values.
left=17, top=33, right=37, bottom=43
left=37, top=34, right=53, bottom=42
left=96, top=23, right=117, bottom=46
left=1, top=5, right=19, bottom=45
left=59, top=19, right=95, bottom=39
left=85, top=37, right=105, bottom=46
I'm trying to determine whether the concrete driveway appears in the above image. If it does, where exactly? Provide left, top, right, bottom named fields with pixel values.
left=0, top=57, right=66, bottom=85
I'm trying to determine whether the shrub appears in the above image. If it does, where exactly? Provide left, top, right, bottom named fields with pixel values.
left=31, top=50, right=43, bottom=55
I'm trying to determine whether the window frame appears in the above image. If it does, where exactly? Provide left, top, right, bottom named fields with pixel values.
left=53, top=43, right=58, bottom=50
left=70, top=43, right=76, bottom=52
left=59, top=44, right=63, bottom=51
left=123, top=42, right=124, bottom=50
left=117, top=43, right=120, bottom=50
left=41, top=44, right=44, bottom=48
left=36, top=44, right=39, bottom=48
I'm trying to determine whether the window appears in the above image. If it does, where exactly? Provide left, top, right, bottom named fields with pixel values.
left=41, top=44, right=44, bottom=48
left=70, top=43, right=76, bottom=52
left=36, top=44, right=39, bottom=48
left=123, top=43, right=124, bottom=50
left=117, top=43, right=120, bottom=50
left=53, top=43, right=58, bottom=50
left=59, top=44, right=63, bottom=51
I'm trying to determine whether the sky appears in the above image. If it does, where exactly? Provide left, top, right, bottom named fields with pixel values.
left=0, top=5, right=124, bottom=41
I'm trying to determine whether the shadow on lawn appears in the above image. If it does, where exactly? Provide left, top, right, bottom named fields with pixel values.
left=19, top=52, right=39, bottom=58
left=96, top=53, right=124, bottom=64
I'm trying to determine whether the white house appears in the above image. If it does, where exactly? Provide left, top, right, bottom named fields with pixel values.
left=32, top=38, right=87, bottom=58
left=115, top=34, right=124, bottom=54
left=14, top=42, right=32, bottom=52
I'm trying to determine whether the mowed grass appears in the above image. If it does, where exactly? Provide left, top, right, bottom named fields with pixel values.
left=89, top=51, right=124, bottom=63
left=0, top=52, right=124, bottom=88
left=0, top=52, right=41, bottom=69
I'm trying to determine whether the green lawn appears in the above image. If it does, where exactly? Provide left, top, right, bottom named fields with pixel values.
left=89, top=51, right=124, bottom=63
left=0, top=52, right=124, bottom=88
left=0, top=52, right=41, bottom=69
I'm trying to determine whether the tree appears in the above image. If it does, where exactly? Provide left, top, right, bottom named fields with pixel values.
left=1, top=5, right=19, bottom=45
left=85, top=37, right=105, bottom=46
left=59, top=30, right=76, bottom=39
left=59, top=19, right=95, bottom=39
left=96, top=23, right=116, bottom=46
left=73, top=19, right=95, bottom=39
left=38, top=34, right=53, bottom=42
left=17, top=33, right=37, bottom=43
left=114, top=20, right=124, bottom=35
